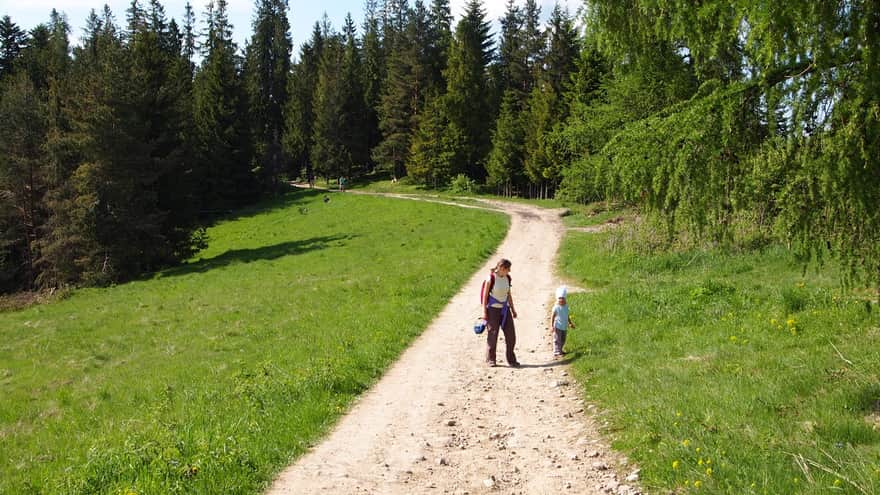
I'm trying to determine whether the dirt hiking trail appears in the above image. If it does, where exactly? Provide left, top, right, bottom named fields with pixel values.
left=268, top=195, right=641, bottom=495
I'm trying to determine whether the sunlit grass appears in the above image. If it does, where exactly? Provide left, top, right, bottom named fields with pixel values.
left=0, top=188, right=508, bottom=494
left=560, top=223, right=880, bottom=494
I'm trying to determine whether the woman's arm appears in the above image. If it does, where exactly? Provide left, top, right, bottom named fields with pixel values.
left=508, top=292, right=517, bottom=318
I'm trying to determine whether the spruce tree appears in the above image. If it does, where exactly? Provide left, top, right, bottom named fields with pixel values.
left=442, top=0, right=493, bottom=180
left=427, top=0, right=451, bottom=90
left=407, top=93, right=462, bottom=187
left=340, top=14, right=370, bottom=173
left=283, top=22, right=323, bottom=181
left=496, top=0, right=526, bottom=99
left=543, top=4, right=578, bottom=101
left=0, top=75, right=48, bottom=291
left=373, top=2, right=433, bottom=179
left=486, top=89, right=525, bottom=196
left=310, top=33, right=348, bottom=179
left=245, top=0, right=291, bottom=192
left=0, top=16, right=28, bottom=79
left=361, top=0, right=384, bottom=163
left=193, top=0, right=255, bottom=209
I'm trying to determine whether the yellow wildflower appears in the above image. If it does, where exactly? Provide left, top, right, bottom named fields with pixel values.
left=833, top=479, right=842, bottom=487
left=706, top=467, right=713, bottom=476
left=682, top=439, right=690, bottom=447
left=672, top=460, right=681, bottom=470
left=694, top=480, right=702, bottom=488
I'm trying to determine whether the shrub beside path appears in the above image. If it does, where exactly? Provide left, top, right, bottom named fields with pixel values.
left=267, top=195, right=640, bottom=494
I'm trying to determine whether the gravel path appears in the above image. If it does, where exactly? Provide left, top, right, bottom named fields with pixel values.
left=266, top=196, right=641, bottom=495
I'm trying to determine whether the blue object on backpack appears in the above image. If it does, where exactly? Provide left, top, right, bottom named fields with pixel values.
left=474, top=319, right=487, bottom=334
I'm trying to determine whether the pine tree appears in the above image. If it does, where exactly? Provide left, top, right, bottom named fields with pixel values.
left=0, top=16, right=28, bottom=79
left=193, top=0, right=255, bottom=209
left=373, top=2, right=434, bottom=179
left=382, top=0, right=408, bottom=58
left=283, top=22, right=323, bottom=181
left=245, top=0, right=292, bottom=192
left=486, top=89, right=525, bottom=196
left=182, top=2, right=197, bottom=69
left=543, top=4, right=578, bottom=100
left=427, top=0, right=451, bottom=90
left=522, top=82, right=557, bottom=198
left=340, top=13, right=370, bottom=173
left=442, top=0, right=493, bottom=180
left=361, top=0, right=384, bottom=163
left=496, top=0, right=526, bottom=99
left=522, top=0, right=543, bottom=88
left=407, top=93, right=462, bottom=187
left=310, top=33, right=348, bottom=179
left=0, top=75, right=48, bottom=291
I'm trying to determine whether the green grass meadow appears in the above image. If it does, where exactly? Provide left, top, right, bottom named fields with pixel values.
left=559, top=226, right=880, bottom=494
left=0, top=189, right=507, bottom=494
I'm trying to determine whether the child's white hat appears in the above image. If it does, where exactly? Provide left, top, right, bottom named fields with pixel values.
left=556, top=286, right=567, bottom=298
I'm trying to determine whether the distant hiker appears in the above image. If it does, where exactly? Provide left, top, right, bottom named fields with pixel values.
left=481, top=258, right=519, bottom=367
left=339, top=176, right=347, bottom=192
left=308, top=173, right=315, bottom=188
left=549, top=286, right=575, bottom=358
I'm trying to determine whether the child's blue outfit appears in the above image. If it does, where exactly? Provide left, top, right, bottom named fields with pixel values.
left=552, top=302, right=570, bottom=356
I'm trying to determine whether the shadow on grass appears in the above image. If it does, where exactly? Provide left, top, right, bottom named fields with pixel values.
left=200, top=187, right=329, bottom=227
left=157, top=233, right=356, bottom=279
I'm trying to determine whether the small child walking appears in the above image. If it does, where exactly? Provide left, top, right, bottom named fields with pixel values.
left=549, top=286, right=575, bottom=357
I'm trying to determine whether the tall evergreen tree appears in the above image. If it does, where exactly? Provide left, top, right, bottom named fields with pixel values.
left=340, top=13, right=370, bottom=173
left=0, top=75, right=48, bottom=291
left=543, top=4, right=578, bottom=100
left=373, top=2, right=433, bottom=179
left=245, top=0, right=292, bottom=192
left=193, top=0, right=255, bottom=208
left=496, top=1, right=524, bottom=98
left=522, top=0, right=543, bottom=86
left=486, top=89, right=526, bottom=196
left=310, top=32, right=348, bottom=179
left=442, top=0, right=494, bottom=179
left=0, top=16, right=28, bottom=79
left=182, top=1, right=197, bottom=68
left=361, top=0, right=384, bottom=163
left=283, top=22, right=323, bottom=180
left=407, top=92, right=462, bottom=187
left=427, top=0, right=451, bottom=90
left=382, top=0, right=409, bottom=57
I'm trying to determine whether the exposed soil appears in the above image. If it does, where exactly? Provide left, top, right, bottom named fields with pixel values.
left=267, top=195, right=641, bottom=495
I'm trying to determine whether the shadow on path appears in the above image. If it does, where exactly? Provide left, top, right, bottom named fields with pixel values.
left=512, top=354, right=579, bottom=369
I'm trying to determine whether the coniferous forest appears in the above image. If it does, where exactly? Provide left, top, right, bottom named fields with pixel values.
left=1, top=0, right=879, bottom=294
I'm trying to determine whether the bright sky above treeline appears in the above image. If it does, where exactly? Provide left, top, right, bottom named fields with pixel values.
left=2, top=0, right=580, bottom=57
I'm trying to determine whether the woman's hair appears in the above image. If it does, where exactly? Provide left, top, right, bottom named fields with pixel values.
left=491, top=258, right=512, bottom=273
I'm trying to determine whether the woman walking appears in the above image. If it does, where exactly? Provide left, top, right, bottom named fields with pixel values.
left=481, top=258, right=519, bottom=367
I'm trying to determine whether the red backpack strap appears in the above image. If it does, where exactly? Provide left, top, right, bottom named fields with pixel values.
left=482, top=272, right=496, bottom=305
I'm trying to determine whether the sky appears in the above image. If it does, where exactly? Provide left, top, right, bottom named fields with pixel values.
left=1, top=0, right=580, bottom=57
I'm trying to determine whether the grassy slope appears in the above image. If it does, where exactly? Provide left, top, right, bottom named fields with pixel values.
left=559, top=228, right=880, bottom=494
left=0, top=189, right=507, bottom=494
